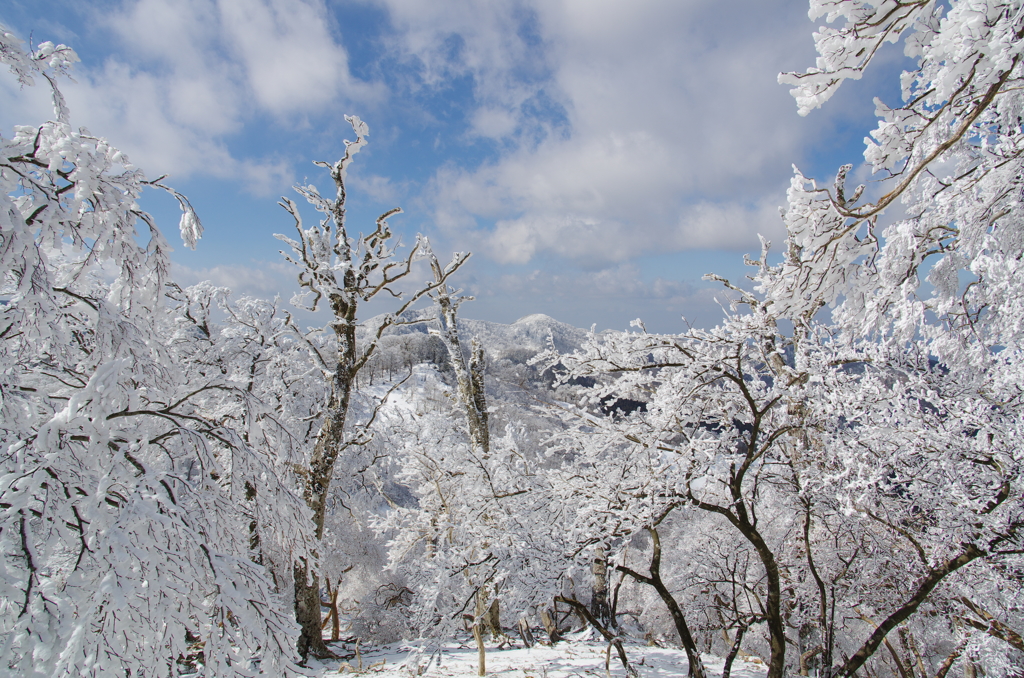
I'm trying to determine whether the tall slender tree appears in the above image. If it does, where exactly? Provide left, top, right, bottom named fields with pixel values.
left=275, top=117, right=468, bottom=658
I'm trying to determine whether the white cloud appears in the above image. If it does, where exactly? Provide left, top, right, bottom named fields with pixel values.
left=375, top=0, right=831, bottom=262
left=482, top=196, right=785, bottom=265
left=217, top=0, right=381, bottom=115
left=173, top=259, right=297, bottom=300
left=470, top=106, right=518, bottom=140
left=0, top=66, right=54, bottom=129
left=477, top=261, right=741, bottom=331
left=2, top=0, right=380, bottom=192
left=376, top=0, right=556, bottom=137
left=511, top=264, right=681, bottom=299
left=2, top=0, right=888, bottom=308
left=672, top=199, right=787, bottom=251
left=349, top=172, right=402, bottom=205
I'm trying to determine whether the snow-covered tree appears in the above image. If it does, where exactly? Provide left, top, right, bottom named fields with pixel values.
left=539, top=6, right=1024, bottom=677
left=0, top=26, right=312, bottom=676
left=380, top=387, right=569, bottom=642
left=547, top=300, right=813, bottom=678
left=770, top=1, right=1024, bottom=675
left=429, top=253, right=489, bottom=461
left=368, top=295, right=582, bottom=661
left=274, top=117, right=469, bottom=658
left=165, top=283, right=324, bottom=580
left=774, top=0, right=1024, bottom=358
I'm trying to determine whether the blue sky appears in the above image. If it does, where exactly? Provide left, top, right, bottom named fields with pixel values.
left=0, top=0, right=909, bottom=332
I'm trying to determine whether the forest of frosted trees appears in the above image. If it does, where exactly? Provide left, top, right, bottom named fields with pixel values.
left=2, top=1, right=1024, bottom=676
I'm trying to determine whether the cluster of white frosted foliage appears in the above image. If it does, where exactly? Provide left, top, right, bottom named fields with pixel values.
left=774, top=0, right=1024, bottom=357
left=0, top=26, right=314, bottom=677
left=382, top=406, right=569, bottom=640
left=770, top=0, right=1024, bottom=579
left=537, top=3, right=1024, bottom=677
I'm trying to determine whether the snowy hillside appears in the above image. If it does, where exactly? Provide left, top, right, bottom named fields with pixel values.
left=364, top=310, right=592, bottom=360
left=458, top=313, right=593, bottom=357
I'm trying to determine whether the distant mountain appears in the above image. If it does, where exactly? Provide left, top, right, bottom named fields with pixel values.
left=458, top=313, right=591, bottom=358
left=362, top=309, right=592, bottom=360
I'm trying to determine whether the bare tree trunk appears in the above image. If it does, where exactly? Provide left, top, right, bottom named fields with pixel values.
left=617, top=522, right=707, bottom=678
left=737, top=518, right=785, bottom=678
left=485, top=598, right=502, bottom=639
left=518, top=618, right=536, bottom=647
left=722, top=624, right=749, bottom=678
left=540, top=607, right=561, bottom=643
left=609, top=570, right=625, bottom=631
left=473, top=622, right=486, bottom=676
left=688, top=438, right=791, bottom=678
left=592, top=546, right=610, bottom=627
left=802, top=498, right=833, bottom=676
left=320, top=578, right=341, bottom=642
left=295, top=367, right=354, bottom=660
left=294, top=561, right=328, bottom=659
left=556, top=595, right=633, bottom=675
left=332, top=589, right=341, bottom=642
left=474, top=590, right=487, bottom=676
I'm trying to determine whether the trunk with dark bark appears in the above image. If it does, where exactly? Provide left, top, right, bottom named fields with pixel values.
left=722, top=624, right=748, bottom=678
left=555, top=595, right=634, bottom=675
left=294, top=561, right=331, bottom=659
left=617, top=524, right=707, bottom=678
left=834, top=545, right=985, bottom=678
left=591, top=546, right=610, bottom=627
left=294, top=295, right=357, bottom=661
left=517, top=618, right=536, bottom=647
left=738, top=523, right=786, bottom=678
left=485, top=597, right=502, bottom=638
left=540, top=607, right=561, bottom=643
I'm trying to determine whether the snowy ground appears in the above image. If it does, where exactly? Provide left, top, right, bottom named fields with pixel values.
left=310, top=633, right=769, bottom=678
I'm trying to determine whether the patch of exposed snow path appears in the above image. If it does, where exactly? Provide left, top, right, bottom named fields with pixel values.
left=313, top=637, right=768, bottom=678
